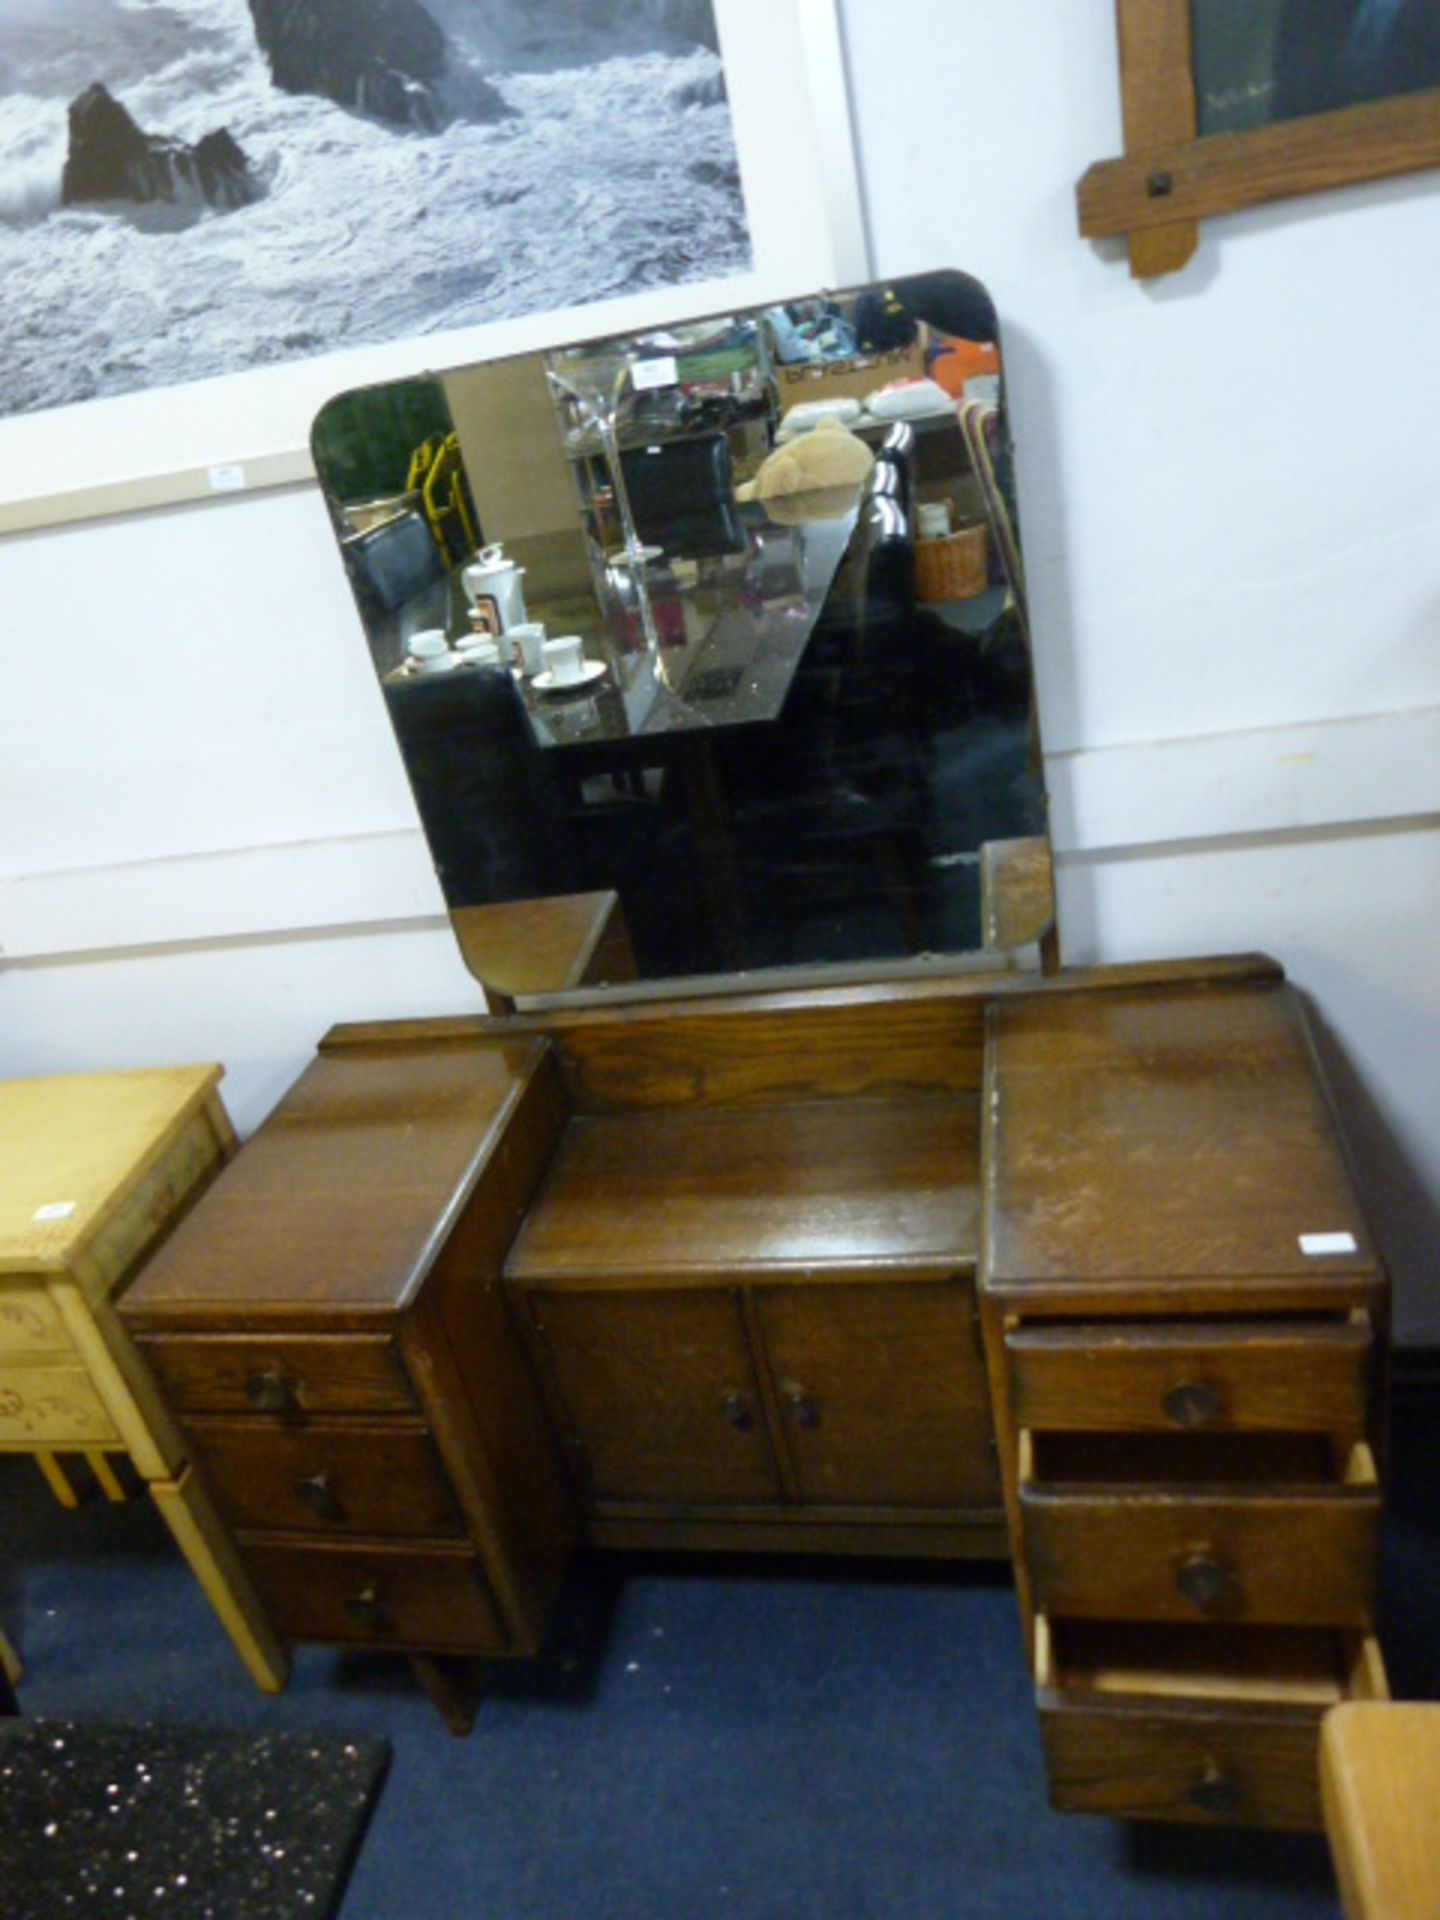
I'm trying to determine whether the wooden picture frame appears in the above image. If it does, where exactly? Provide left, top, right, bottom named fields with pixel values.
left=1078, top=0, right=1440, bottom=278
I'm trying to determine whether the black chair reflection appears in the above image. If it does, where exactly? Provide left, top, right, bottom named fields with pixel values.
left=345, top=509, right=448, bottom=625
left=620, top=434, right=745, bottom=558
left=385, top=665, right=700, bottom=977
left=384, top=668, right=577, bottom=906
left=714, top=492, right=930, bottom=956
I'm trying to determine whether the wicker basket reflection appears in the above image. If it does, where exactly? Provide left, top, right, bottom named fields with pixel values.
left=915, top=523, right=988, bottom=603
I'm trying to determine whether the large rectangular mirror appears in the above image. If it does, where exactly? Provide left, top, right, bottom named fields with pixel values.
left=312, top=269, right=1053, bottom=1004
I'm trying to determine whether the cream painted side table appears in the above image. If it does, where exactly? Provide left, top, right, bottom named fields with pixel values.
left=0, top=1066, right=287, bottom=1693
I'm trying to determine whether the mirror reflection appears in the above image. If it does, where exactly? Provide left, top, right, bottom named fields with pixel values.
left=313, top=270, right=1053, bottom=1002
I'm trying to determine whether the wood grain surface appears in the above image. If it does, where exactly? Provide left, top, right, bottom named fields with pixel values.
left=753, top=1280, right=999, bottom=1508
left=0, top=1066, right=222, bottom=1276
left=134, top=1332, right=416, bottom=1415
left=236, top=1536, right=509, bottom=1653
left=505, top=1096, right=980, bottom=1282
left=185, top=1418, right=464, bottom=1539
left=1006, top=1318, right=1373, bottom=1434
left=450, top=891, right=636, bottom=999
left=1322, top=1703, right=1440, bottom=1920
left=1078, top=86, right=1440, bottom=241
left=122, top=1042, right=547, bottom=1323
left=523, top=1287, right=783, bottom=1507
left=1112, top=0, right=1199, bottom=276
left=1022, top=1435, right=1379, bottom=1628
left=317, top=954, right=1283, bottom=1067
left=983, top=984, right=1380, bottom=1298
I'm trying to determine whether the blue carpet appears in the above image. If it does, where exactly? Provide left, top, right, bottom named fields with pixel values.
left=4, top=1407, right=1437, bottom=1920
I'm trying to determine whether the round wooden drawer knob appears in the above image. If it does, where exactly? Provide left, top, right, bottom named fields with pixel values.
left=244, top=1369, right=292, bottom=1413
left=1163, top=1380, right=1221, bottom=1428
left=1175, top=1552, right=1235, bottom=1612
left=779, top=1380, right=820, bottom=1430
left=1188, top=1762, right=1243, bottom=1818
left=296, top=1471, right=344, bottom=1523
left=345, top=1585, right=392, bottom=1633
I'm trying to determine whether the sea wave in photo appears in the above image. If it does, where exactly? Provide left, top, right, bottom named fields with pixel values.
left=0, top=0, right=749, bottom=417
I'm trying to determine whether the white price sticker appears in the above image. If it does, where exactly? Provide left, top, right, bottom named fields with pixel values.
left=631, top=356, right=678, bottom=392
left=1298, top=1231, right=1358, bottom=1256
left=207, top=463, right=248, bottom=493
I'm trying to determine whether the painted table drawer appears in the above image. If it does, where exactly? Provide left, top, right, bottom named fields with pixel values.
left=0, top=1287, right=73, bottom=1360
left=238, top=1538, right=508, bottom=1654
left=0, top=1365, right=119, bottom=1445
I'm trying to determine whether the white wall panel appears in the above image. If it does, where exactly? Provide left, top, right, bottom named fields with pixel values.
left=2, top=0, right=1437, bottom=1335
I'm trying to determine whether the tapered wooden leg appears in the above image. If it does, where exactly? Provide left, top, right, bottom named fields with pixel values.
left=85, top=1451, right=128, bottom=1503
left=409, top=1654, right=483, bottom=1735
left=34, top=1450, right=80, bottom=1509
left=148, top=1465, right=289, bottom=1694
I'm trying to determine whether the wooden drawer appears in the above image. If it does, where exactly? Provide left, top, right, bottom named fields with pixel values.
left=1037, top=1616, right=1388, bottom=1829
left=0, top=1364, right=119, bottom=1446
left=238, top=1537, right=508, bottom=1653
left=186, top=1419, right=464, bottom=1539
left=135, top=1333, right=416, bottom=1416
left=85, top=1102, right=225, bottom=1288
left=1020, top=1432, right=1379, bottom=1627
left=0, top=1287, right=73, bottom=1360
left=1006, top=1317, right=1372, bottom=1434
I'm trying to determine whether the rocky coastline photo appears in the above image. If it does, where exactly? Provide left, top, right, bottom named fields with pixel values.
left=0, top=0, right=747, bottom=418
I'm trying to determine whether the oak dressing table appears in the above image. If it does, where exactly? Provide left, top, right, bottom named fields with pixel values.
left=121, top=271, right=1389, bottom=1820
left=120, top=952, right=1389, bottom=1816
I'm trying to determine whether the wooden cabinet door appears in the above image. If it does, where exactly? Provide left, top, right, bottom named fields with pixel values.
left=753, top=1279, right=1000, bottom=1509
left=527, top=1287, right=783, bottom=1507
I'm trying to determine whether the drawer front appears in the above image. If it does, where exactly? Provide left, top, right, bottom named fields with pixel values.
left=0, top=1365, right=119, bottom=1445
left=84, top=1103, right=225, bottom=1290
left=1023, top=1485, right=1378, bottom=1627
left=1035, top=1619, right=1386, bottom=1829
left=186, top=1419, right=463, bottom=1539
left=0, top=1287, right=73, bottom=1360
left=1040, top=1694, right=1326, bottom=1828
left=239, top=1538, right=508, bottom=1653
left=1007, top=1319, right=1372, bottom=1434
left=136, top=1333, right=416, bottom=1416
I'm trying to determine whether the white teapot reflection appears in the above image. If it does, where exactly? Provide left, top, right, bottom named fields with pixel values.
left=461, top=543, right=528, bottom=634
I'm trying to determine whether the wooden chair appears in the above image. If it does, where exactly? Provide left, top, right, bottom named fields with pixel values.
left=1322, top=1702, right=1440, bottom=1920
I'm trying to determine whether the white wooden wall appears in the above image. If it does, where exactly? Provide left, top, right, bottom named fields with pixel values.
left=2, top=0, right=1437, bottom=1336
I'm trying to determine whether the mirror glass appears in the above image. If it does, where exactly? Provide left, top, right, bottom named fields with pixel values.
left=312, top=269, right=1053, bottom=1003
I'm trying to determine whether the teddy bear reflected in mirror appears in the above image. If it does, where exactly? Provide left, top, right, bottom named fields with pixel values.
left=736, top=416, right=875, bottom=506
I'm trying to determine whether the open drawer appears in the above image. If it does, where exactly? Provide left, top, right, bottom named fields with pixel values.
left=1036, top=1615, right=1388, bottom=1829
left=1019, top=1431, right=1380, bottom=1626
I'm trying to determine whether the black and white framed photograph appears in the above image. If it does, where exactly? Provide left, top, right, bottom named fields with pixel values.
left=0, top=0, right=864, bottom=529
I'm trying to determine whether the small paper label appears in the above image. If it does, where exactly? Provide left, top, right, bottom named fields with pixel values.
left=32, top=1202, right=76, bottom=1223
left=1299, top=1231, right=1358, bottom=1256
left=631, top=356, right=677, bottom=392
left=207, top=463, right=247, bottom=493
